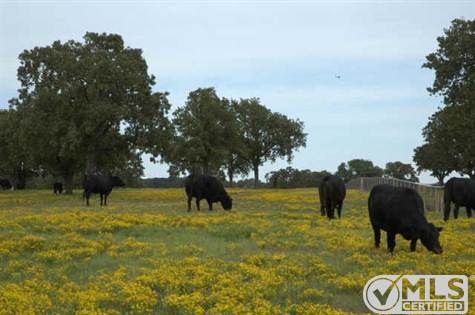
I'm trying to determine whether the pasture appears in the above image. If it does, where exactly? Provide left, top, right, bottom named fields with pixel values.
left=0, top=188, right=474, bottom=314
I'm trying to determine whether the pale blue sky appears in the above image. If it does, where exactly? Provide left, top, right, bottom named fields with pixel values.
left=1, top=1, right=474, bottom=183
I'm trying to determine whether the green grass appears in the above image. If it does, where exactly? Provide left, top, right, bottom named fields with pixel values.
left=0, top=188, right=473, bottom=314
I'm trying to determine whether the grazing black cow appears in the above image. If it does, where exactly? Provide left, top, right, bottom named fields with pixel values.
left=0, top=179, right=12, bottom=190
left=368, top=184, right=443, bottom=254
left=185, top=175, right=232, bottom=211
left=444, top=177, right=475, bottom=221
left=53, top=182, right=63, bottom=194
left=83, top=175, right=125, bottom=206
left=319, top=175, right=346, bottom=219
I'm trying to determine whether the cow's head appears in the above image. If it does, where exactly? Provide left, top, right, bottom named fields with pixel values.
left=111, top=176, right=125, bottom=187
left=220, top=193, right=233, bottom=210
left=420, top=223, right=443, bottom=254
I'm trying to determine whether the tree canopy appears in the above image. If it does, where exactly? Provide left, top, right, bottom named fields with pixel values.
left=2, top=33, right=310, bottom=189
left=414, top=18, right=475, bottom=180
left=384, top=161, right=419, bottom=182
left=336, top=159, right=383, bottom=182
left=413, top=143, right=452, bottom=185
left=168, top=88, right=239, bottom=176
left=265, top=167, right=331, bottom=188
left=234, top=98, right=307, bottom=187
left=423, top=18, right=475, bottom=106
left=9, top=32, right=172, bottom=192
left=0, top=109, right=37, bottom=189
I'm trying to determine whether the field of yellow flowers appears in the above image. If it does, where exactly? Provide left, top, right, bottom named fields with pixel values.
left=0, top=188, right=473, bottom=314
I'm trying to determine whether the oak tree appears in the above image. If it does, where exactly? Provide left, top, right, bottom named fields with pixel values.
left=234, top=98, right=307, bottom=188
left=11, top=32, right=172, bottom=193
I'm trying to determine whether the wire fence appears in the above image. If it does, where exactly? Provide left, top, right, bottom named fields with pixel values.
left=346, top=177, right=444, bottom=212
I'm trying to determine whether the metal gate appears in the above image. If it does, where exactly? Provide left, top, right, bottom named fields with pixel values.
left=346, top=177, right=444, bottom=212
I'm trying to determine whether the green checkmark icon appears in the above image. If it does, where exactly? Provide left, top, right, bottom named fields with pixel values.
left=372, top=275, right=403, bottom=305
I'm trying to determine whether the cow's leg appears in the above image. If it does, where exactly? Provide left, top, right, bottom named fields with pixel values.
left=85, top=191, right=91, bottom=206
left=320, top=200, right=326, bottom=216
left=187, top=197, right=192, bottom=212
left=373, top=226, right=381, bottom=248
left=207, top=199, right=213, bottom=211
left=387, top=232, right=396, bottom=253
left=410, top=239, right=417, bottom=252
left=337, top=202, right=343, bottom=219
left=443, top=200, right=451, bottom=221
left=465, top=207, right=472, bottom=218
left=100, top=193, right=104, bottom=206
left=325, top=199, right=330, bottom=218
left=327, top=200, right=335, bottom=219
left=454, top=205, right=460, bottom=219
left=196, top=199, right=201, bottom=211
left=104, top=193, right=109, bottom=206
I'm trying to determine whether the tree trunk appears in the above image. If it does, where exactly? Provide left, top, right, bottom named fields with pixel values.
left=86, top=152, right=97, bottom=174
left=228, top=169, right=234, bottom=186
left=436, top=174, right=444, bottom=186
left=63, top=172, right=74, bottom=195
left=253, top=163, right=259, bottom=188
left=16, top=176, right=26, bottom=190
left=434, top=171, right=447, bottom=186
left=15, top=164, right=26, bottom=189
left=202, top=160, right=210, bottom=175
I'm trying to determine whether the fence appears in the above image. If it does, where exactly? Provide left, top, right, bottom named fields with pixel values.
left=346, top=177, right=444, bottom=212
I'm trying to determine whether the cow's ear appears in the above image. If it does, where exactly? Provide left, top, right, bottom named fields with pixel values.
left=437, top=227, right=443, bottom=232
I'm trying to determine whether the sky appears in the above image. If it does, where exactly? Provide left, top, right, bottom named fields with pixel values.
left=1, top=1, right=474, bottom=183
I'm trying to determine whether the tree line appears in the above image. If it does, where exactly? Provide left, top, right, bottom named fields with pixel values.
left=150, top=159, right=417, bottom=188
left=1, top=19, right=473, bottom=191
left=264, top=160, right=419, bottom=189
left=0, top=33, right=306, bottom=193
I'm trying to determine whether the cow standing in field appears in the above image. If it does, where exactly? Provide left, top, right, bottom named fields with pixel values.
left=319, top=175, right=346, bottom=219
left=185, top=175, right=232, bottom=211
left=444, top=177, right=475, bottom=221
left=53, top=182, right=63, bottom=194
left=0, top=179, right=12, bottom=190
left=368, top=184, right=443, bottom=254
left=83, top=175, right=125, bottom=206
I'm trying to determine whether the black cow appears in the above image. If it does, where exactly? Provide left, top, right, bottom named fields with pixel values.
left=185, top=175, right=232, bottom=211
left=368, top=184, right=443, bottom=254
left=83, top=175, right=125, bottom=206
left=0, top=179, right=12, bottom=190
left=444, top=177, right=475, bottom=221
left=53, top=182, right=63, bottom=194
left=319, top=175, right=346, bottom=219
